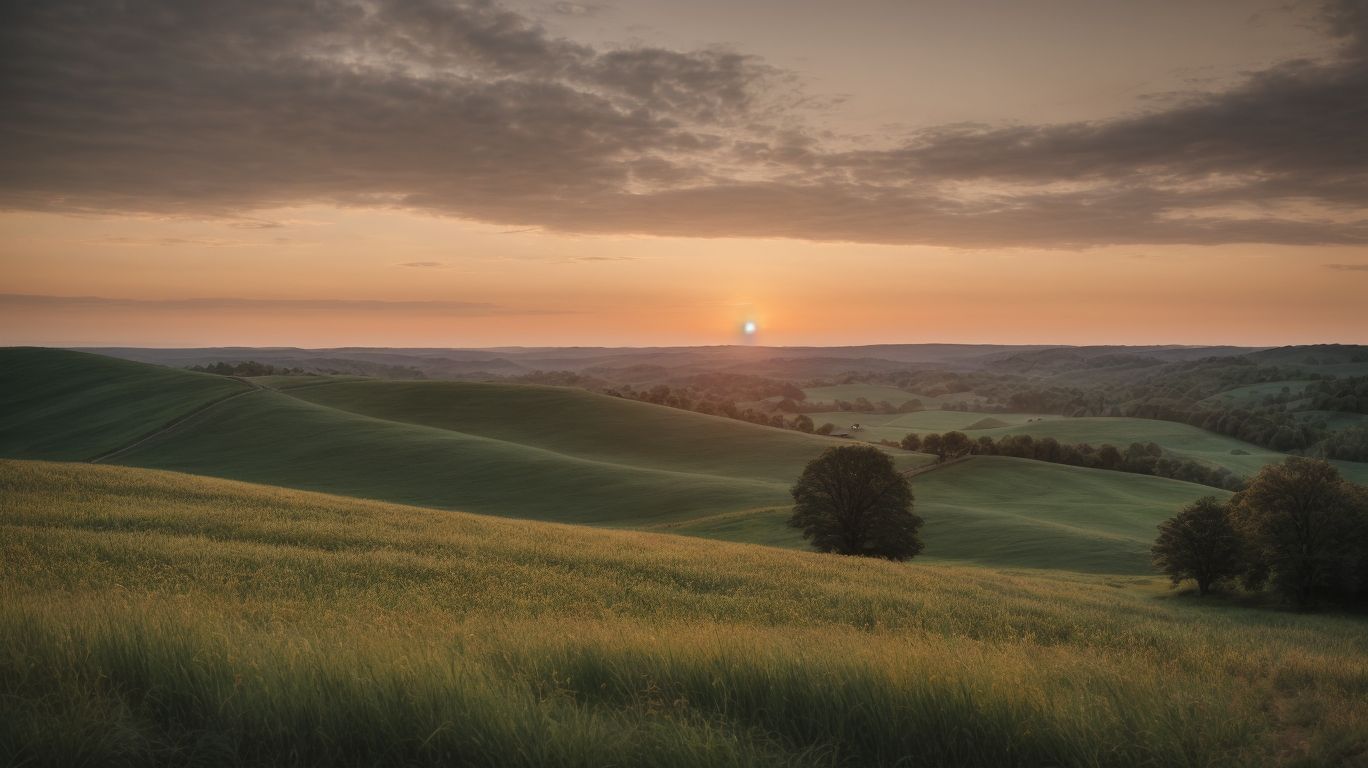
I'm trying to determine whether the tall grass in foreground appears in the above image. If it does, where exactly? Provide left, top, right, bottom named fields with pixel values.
left=4, top=460, right=1368, bottom=766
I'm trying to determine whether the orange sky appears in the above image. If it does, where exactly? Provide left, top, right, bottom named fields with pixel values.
left=3, top=206, right=1365, bottom=347
left=2, top=0, right=1366, bottom=347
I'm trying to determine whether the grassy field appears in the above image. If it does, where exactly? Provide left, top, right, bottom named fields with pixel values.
left=821, top=405, right=1368, bottom=484
left=4, top=459, right=1366, bottom=767
left=801, top=384, right=984, bottom=407
left=911, top=457, right=1228, bottom=573
left=104, top=388, right=1210, bottom=571
left=1200, top=380, right=1314, bottom=407
left=110, top=389, right=800, bottom=527
left=0, top=347, right=249, bottom=460
left=287, top=379, right=855, bottom=483
left=669, top=457, right=1220, bottom=574
left=804, top=410, right=1064, bottom=442
left=0, top=349, right=1229, bottom=572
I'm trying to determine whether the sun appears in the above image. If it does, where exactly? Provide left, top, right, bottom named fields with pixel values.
left=742, top=321, right=758, bottom=335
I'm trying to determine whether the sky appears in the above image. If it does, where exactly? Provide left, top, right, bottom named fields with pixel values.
left=1, top=0, right=1366, bottom=348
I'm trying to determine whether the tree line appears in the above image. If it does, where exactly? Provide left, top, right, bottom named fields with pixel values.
left=831, top=357, right=1368, bottom=461
left=1152, top=458, right=1368, bottom=609
left=188, top=361, right=308, bottom=377
left=897, top=431, right=1244, bottom=490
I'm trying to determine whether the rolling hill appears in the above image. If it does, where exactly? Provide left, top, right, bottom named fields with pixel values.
left=818, top=404, right=1368, bottom=484
left=283, top=379, right=852, bottom=483
left=105, top=388, right=795, bottom=526
left=670, top=457, right=1221, bottom=574
left=0, top=347, right=250, bottom=460
left=4, top=459, right=1364, bottom=767
left=0, top=348, right=1236, bottom=572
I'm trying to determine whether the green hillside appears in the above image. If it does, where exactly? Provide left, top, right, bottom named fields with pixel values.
left=672, top=457, right=1219, bottom=574
left=825, top=405, right=1368, bottom=484
left=976, top=417, right=1368, bottom=483
left=1200, top=379, right=1314, bottom=407
left=805, top=409, right=1062, bottom=442
left=111, top=389, right=794, bottom=527
left=287, top=379, right=855, bottom=483
left=111, top=383, right=1213, bottom=572
left=4, top=459, right=1365, bottom=767
left=912, top=457, right=1226, bottom=573
left=0, top=348, right=249, bottom=460
left=0, top=349, right=1229, bottom=572
left=801, top=384, right=984, bottom=407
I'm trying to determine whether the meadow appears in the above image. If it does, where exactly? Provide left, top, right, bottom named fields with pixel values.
left=0, top=349, right=1246, bottom=571
left=815, top=406, right=1368, bottom=484
left=4, top=459, right=1368, bottom=767
left=801, top=384, right=985, bottom=408
left=0, top=347, right=248, bottom=460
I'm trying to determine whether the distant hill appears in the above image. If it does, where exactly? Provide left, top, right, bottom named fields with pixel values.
left=74, top=342, right=1266, bottom=382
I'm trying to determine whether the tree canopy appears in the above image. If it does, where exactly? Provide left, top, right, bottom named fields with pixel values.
left=1151, top=496, right=1243, bottom=596
left=789, top=445, right=924, bottom=561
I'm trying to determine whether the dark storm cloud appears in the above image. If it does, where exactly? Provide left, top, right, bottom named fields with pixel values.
left=1, top=0, right=1366, bottom=247
left=0, top=293, right=562, bottom=315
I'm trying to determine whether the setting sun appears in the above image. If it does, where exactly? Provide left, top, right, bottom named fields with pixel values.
left=3, top=1, right=1367, bottom=764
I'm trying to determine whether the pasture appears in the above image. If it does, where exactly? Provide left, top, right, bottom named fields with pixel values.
left=3, top=459, right=1365, bottom=768
left=801, top=384, right=984, bottom=407
left=0, top=349, right=1229, bottom=571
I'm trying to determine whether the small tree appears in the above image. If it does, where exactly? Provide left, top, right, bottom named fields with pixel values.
left=899, top=433, right=921, bottom=451
left=789, top=445, right=924, bottom=560
left=815, top=422, right=835, bottom=436
left=792, top=414, right=815, bottom=433
left=1151, top=496, right=1243, bottom=595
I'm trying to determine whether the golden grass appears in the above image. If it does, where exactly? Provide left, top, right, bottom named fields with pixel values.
left=4, top=459, right=1367, bottom=766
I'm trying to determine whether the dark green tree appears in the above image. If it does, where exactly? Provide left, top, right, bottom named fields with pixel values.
left=1151, top=496, right=1243, bottom=595
left=938, top=431, right=973, bottom=461
left=789, top=445, right=924, bottom=560
left=899, top=433, right=921, bottom=451
left=1233, top=458, right=1364, bottom=609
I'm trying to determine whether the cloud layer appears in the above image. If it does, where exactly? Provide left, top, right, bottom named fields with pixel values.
left=2, top=0, right=1366, bottom=247
left=0, top=293, right=560, bottom=315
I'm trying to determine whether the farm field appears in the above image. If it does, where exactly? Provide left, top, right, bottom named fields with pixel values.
left=4, top=459, right=1366, bottom=768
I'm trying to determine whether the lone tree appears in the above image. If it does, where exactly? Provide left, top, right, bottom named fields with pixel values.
left=1151, top=496, right=1243, bottom=595
left=1232, top=457, right=1364, bottom=609
left=789, top=445, right=924, bottom=560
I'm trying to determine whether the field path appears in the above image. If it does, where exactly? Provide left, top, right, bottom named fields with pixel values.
left=902, top=454, right=972, bottom=478
left=88, top=378, right=260, bottom=464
